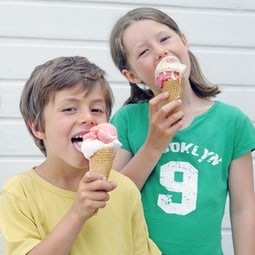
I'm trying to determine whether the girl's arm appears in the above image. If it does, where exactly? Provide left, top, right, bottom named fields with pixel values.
left=113, top=93, right=184, bottom=190
left=228, top=152, right=255, bottom=255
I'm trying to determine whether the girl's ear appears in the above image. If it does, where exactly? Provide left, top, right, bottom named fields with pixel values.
left=122, top=69, right=142, bottom=84
left=28, top=120, right=45, bottom=140
left=181, top=33, right=189, bottom=49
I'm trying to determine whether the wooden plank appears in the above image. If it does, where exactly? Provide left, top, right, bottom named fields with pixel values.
left=1, top=80, right=254, bottom=120
left=0, top=44, right=255, bottom=86
left=0, top=2, right=254, bottom=47
left=217, top=89, right=255, bottom=121
left=0, top=82, right=129, bottom=118
left=0, top=121, right=40, bottom=156
left=1, top=115, right=255, bottom=157
left=95, top=0, right=255, bottom=10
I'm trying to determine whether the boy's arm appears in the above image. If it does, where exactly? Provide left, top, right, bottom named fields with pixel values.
left=26, top=172, right=116, bottom=255
left=228, top=152, right=255, bottom=255
left=0, top=172, right=116, bottom=255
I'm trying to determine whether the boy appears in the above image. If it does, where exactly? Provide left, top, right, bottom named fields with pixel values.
left=0, top=56, right=161, bottom=255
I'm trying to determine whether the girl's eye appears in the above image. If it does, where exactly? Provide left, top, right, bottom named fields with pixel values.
left=160, top=36, right=170, bottom=43
left=138, top=48, right=149, bottom=57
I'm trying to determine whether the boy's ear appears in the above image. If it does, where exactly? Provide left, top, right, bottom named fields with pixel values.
left=122, top=69, right=142, bottom=84
left=28, top=120, right=45, bottom=140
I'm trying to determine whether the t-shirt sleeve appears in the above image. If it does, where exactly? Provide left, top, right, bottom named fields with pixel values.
left=232, top=110, right=255, bottom=160
left=129, top=182, right=161, bottom=255
left=0, top=179, right=40, bottom=255
left=110, top=109, right=132, bottom=152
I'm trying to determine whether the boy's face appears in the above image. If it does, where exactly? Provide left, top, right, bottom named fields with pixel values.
left=36, top=82, right=108, bottom=170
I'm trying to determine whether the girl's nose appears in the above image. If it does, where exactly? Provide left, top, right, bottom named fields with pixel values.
left=155, top=46, right=168, bottom=60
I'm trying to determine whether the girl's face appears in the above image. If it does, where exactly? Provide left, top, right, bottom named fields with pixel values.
left=122, top=19, right=190, bottom=95
left=32, top=82, right=108, bottom=170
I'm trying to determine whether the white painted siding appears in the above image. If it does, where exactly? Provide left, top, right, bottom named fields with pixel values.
left=0, top=1, right=254, bottom=254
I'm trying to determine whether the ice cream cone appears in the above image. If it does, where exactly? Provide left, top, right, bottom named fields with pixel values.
left=162, top=77, right=185, bottom=112
left=89, top=147, right=114, bottom=179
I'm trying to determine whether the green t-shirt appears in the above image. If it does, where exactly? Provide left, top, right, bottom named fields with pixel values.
left=111, top=101, right=255, bottom=255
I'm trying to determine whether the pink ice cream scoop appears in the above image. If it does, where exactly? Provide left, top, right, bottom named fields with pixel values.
left=82, top=123, right=118, bottom=144
left=156, top=71, right=181, bottom=88
left=81, top=123, right=122, bottom=160
left=155, top=56, right=186, bottom=88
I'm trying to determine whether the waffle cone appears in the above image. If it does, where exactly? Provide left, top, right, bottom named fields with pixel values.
left=161, top=77, right=185, bottom=111
left=89, top=147, right=114, bottom=179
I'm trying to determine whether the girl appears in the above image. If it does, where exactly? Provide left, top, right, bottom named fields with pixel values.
left=109, top=7, right=255, bottom=255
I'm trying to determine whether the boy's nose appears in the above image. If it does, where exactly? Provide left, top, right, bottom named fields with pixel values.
left=78, top=111, right=96, bottom=126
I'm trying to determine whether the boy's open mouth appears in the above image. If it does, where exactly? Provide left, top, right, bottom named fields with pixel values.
left=71, top=136, right=83, bottom=151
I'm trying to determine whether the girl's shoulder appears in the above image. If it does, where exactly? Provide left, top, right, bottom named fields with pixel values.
left=117, top=101, right=148, bottom=112
left=213, top=101, right=252, bottom=120
left=215, top=100, right=243, bottom=112
left=111, top=102, right=149, bottom=120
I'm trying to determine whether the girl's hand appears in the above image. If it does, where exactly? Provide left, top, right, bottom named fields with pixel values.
left=147, top=92, right=184, bottom=152
left=71, top=171, right=117, bottom=222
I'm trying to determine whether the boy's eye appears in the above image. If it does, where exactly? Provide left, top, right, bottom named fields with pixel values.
left=63, top=107, right=76, bottom=112
left=91, top=108, right=103, bottom=113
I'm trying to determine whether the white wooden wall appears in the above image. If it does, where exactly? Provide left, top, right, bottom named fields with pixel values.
left=0, top=1, right=255, bottom=254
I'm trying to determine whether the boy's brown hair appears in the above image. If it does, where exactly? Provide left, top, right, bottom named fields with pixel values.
left=20, top=56, right=114, bottom=156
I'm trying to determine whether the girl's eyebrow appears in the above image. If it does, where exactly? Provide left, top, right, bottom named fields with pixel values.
left=135, top=30, right=169, bottom=48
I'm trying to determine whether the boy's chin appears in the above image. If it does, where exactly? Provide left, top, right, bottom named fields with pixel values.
left=73, top=141, right=82, bottom=152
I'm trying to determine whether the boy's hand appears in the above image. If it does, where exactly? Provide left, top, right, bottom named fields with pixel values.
left=72, top=171, right=117, bottom=222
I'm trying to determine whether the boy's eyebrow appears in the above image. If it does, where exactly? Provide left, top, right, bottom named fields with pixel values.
left=60, top=96, right=106, bottom=104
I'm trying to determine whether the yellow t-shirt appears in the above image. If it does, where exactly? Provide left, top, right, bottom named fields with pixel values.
left=0, top=169, right=161, bottom=255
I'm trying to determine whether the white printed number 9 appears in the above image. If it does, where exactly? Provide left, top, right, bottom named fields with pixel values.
left=157, top=161, right=198, bottom=215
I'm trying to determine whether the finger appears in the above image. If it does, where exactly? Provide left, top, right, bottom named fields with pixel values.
left=80, top=197, right=108, bottom=216
left=79, top=177, right=117, bottom=194
left=77, top=186, right=116, bottom=216
left=86, top=190, right=110, bottom=202
left=160, top=99, right=182, bottom=116
left=149, top=92, right=169, bottom=112
left=81, top=170, right=105, bottom=184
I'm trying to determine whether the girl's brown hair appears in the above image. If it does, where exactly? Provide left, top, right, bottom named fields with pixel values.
left=110, top=7, right=220, bottom=104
